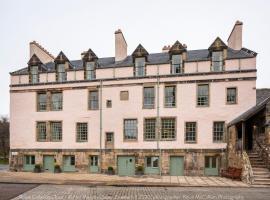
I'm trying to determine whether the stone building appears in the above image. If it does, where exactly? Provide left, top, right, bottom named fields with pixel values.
left=9, top=21, right=258, bottom=176
left=227, top=89, right=270, bottom=185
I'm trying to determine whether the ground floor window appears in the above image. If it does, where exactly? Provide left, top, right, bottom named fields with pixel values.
left=24, top=155, right=35, bottom=165
left=90, top=156, right=98, bottom=166
left=146, top=156, right=159, bottom=168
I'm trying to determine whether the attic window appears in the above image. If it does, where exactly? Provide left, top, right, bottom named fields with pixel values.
left=85, top=62, right=96, bottom=80
left=56, top=64, right=66, bottom=82
left=30, top=66, right=39, bottom=83
left=171, top=54, right=183, bottom=74
left=211, top=51, right=223, bottom=72
left=135, top=57, right=145, bottom=77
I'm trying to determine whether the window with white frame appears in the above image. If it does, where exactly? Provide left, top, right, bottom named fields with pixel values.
left=76, top=123, right=88, bottom=142
left=144, top=118, right=156, bottom=140
left=85, top=62, right=96, bottom=80
left=161, top=118, right=176, bottom=140
left=146, top=156, right=159, bottom=168
left=197, top=84, right=209, bottom=106
left=56, top=64, right=66, bottom=82
left=213, top=122, right=225, bottom=142
left=227, top=88, right=237, bottom=104
left=185, top=122, right=196, bottom=143
left=37, top=93, right=47, bottom=111
left=171, top=54, right=183, bottom=74
left=211, top=51, right=223, bottom=71
left=135, top=57, right=145, bottom=77
left=165, top=86, right=176, bottom=107
left=89, top=90, right=99, bottom=110
left=37, top=122, right=47, bottom=141
left=143, top=87, right=155, bottom=109
left=51, top=122, right=62, bottom=141
left=51, top=92, right=63, bottom=111
left=30, top=66, right=39, bottom=83
left=124, top=119, right=137, bottom=140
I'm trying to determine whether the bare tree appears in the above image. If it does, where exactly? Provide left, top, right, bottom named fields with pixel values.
left=0, top=117, right=9, bottom=159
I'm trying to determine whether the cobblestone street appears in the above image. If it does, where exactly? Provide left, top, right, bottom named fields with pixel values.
left=11, top=184, right=270, bottom=200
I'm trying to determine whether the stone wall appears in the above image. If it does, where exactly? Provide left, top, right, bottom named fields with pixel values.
left=9, top=149, right=226, bottom=176
left=227, top=126, right=243, bottom=168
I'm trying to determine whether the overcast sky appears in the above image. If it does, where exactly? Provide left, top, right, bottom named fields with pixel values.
left=0, top=0, right=269, bottom=116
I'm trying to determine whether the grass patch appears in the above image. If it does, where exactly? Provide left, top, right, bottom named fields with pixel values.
left=0, top=158, right=9, bottom=164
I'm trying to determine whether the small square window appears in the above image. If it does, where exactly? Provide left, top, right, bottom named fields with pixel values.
left=106, top=132, right=114, bottom=142
left=120, top=91, right=129, bottom=101
left=106, top=100, right=112, bottom=108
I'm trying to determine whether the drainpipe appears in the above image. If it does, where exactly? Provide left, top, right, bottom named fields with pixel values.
left=156, top=65, right=162, bottom=176
left=99, top=80, right=103, bottom=173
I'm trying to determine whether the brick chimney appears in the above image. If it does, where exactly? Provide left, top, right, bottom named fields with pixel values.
left=30, top=41, right=54, bottom=63
left=227, top=21, right=243, bottom=50
left=115, top=29, right=127, bottom=62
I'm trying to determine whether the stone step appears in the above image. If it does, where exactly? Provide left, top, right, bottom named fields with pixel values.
left=253, top=174, right=270, bottom=179
left=253, top=171, right=270, bottom=175
left=253, top=178, right=270, bottom=184
left=251, top=161, right=266, bottom=165
left=249, top=158, right=263, bottom=160
left=253, top=181, right=270, bottom=186
left=252, top=165, right=267, bottom=168
left=252, top=168, right=269, bottom=172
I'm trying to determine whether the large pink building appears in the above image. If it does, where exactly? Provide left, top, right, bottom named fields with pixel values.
left=9, top=21, right=257, bottom=176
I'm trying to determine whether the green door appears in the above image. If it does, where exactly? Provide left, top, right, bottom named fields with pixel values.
left=117, top=156, right=135, bottom=176
left=144, top=157, right=160, bottom=175
left=43, top=155, right=54, bottom=172
left=89, top=156, right=99, bottom=173
left=204, top=156, right=219, bottom=176
left=23, top=155, right=35, bottom=171
left=63, top=155, right=76, bottom=172
left=170, top=156, right=184, bottom=176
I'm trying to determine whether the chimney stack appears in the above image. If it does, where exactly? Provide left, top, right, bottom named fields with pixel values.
left=30, top=41, right=54, bottom=63
left=115, top=29, right=127, bottom=62
left=162, top=45, right=171, bottom=52
left=227, top=21, right=243, bottom=50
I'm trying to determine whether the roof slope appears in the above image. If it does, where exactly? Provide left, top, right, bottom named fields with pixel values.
left=228, top=89, right=270, bottom=126
left=11, top=47, right=256, bottom=75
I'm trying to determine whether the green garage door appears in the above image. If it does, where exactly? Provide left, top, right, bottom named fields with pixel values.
left=117, top=156, right=135, bottom=176
left=170, top=156, right=184, bottom=176
left=43, top=155, right=54, bottom=172
left=204, top=156, right=219, bottom=176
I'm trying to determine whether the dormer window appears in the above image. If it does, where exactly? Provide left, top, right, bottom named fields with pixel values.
left=57, top=64, right=66, bottom=82
left=54, top=51, right=71, bottom=82
left=211, top=51, right=223, bottom=72
left=132, top=44, right=149, bottom=77
left=169, top=41, right=187, bottom=74
left=171, top=54, right=183, bottom=74
left=208, top=37, right=227, bottom=72
left=135, top=57, right=145, bottom=77
left=30, top=66, right=39, bottom=83
left=28, top=54, right=43, bottom=84
left=86, top=62, right=96, bottom=80
left=82, top=49, right=98, bottom=80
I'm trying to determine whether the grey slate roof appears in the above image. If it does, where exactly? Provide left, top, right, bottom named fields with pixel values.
left=10, top=47, right=256, bottom=75
left=228, top=89, right=270, bottom=126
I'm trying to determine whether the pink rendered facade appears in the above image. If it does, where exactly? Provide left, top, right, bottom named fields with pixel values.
left=9, top=21, right=258, bottom=176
